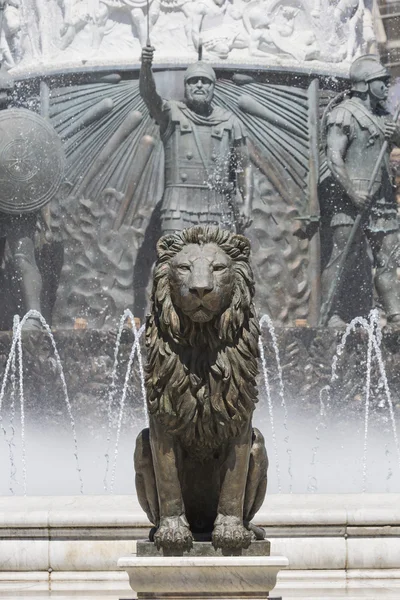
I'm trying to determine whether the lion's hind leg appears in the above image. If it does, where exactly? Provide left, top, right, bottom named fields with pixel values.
left=134, top=428, right=160, bottom=528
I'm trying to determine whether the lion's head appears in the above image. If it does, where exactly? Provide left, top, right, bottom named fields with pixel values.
left=151, top=226, right=255, bottom=346
left=145, top=226, right=259, bottom=451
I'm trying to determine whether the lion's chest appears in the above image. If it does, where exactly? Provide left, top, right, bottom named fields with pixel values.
left=153, top=349, right=248, bottom=448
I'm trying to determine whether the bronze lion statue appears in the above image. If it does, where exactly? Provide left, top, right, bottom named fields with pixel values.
left=134, top=226, right=268, bottom=553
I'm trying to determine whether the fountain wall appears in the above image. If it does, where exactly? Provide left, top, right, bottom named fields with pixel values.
left=0, top=319, right=399, bottom=496
left=0, top=0, right=397, bottom=499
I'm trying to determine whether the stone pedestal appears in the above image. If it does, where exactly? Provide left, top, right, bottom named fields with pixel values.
left=118, top=553, right=288, bottom=599
left=136, top=539, right=271, bottom=557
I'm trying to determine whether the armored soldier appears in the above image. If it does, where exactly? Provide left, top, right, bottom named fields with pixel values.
left=0, top=71, right=64, bottom=330
left=139, top=45, right=253, bottom=234
left=322, top=54, right=400, bottom=327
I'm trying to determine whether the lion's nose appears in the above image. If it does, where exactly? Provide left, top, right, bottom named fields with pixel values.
left=189, top=285, right=213, bottom=299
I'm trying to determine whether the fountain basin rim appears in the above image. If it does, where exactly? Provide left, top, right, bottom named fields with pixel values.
left=1, top=494, right=400, bottom=529
left=9, top=61, right=351, bottom=82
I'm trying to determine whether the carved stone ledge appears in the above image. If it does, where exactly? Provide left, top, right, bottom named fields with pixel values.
left=118, top=555, right=289, bottom=599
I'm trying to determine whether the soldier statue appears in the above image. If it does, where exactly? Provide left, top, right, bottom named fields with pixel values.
left=0, top=70, right=64, bottom=330
left=139, top=45, right=253, bottom=234
left=322, top=54, right=400, bottom=327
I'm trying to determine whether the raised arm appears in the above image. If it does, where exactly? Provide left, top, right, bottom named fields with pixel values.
left=139, top=46, right=168, bottom=129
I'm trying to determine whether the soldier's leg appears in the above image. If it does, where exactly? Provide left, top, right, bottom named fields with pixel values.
left=321, top=224, right=366, bottom=325
left=368, top=230, right=400, bottom=322
left=7, top=217, right=43, bottom=327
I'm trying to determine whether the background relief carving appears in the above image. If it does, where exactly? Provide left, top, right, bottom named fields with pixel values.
left=8, top=0, right=378, bottom=74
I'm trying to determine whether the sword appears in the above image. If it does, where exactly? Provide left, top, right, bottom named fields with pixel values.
left=319, top=102, right=400, bottom=326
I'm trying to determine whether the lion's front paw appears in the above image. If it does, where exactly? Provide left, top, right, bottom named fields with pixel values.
left=154, top=515, right=193, bottom=553
left=212, top=515, right=253, bottom=550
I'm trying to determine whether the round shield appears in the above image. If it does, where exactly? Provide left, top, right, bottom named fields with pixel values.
left=0, top=108, right=65, bottom=215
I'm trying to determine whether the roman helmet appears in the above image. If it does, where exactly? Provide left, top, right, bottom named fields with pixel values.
left=184, top=61, right=216, bottom=85
left=349, top=54, right=390, bottom=93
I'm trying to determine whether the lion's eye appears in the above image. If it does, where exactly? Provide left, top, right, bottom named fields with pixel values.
left=178, top=264, right=191, bottom=272
left=213, top=264, right=227, bottom=272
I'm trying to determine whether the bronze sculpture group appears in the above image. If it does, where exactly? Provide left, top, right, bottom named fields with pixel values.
left=0, top=44, right=398, bottom=332
left=132, top=50, right=400, bottom=553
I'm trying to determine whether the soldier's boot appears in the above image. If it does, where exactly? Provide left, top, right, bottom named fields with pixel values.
left=375, top=282, right=400, bottom=329
left=327, top=314, right=347, bottom=328
left=375, top=265, right=400, bottom=330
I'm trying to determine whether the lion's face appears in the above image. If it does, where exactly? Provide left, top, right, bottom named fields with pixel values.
left=169, top=242, right=234, bottom=322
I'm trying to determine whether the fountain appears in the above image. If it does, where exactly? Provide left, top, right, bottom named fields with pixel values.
left=0, top=0, right=399, bottom=598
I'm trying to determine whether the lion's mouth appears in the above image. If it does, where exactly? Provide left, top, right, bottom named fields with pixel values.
left=185, top=305, right=214, bottom=322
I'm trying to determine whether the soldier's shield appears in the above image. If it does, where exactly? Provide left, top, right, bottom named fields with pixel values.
left=0, top=108, right=65, bottom=215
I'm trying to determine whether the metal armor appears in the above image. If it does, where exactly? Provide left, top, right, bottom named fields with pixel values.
left=162, top=102, right=236, bottom=193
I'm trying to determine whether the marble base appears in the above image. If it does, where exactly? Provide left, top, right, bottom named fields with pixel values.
left=118, top=555, right=288, bottom=599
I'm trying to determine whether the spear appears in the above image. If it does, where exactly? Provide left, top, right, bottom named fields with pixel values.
left=0, top=0, right=6, bottom=61
left=319, top=102, right=400, bottom=326
left=146, top=0, right=151, bottom=46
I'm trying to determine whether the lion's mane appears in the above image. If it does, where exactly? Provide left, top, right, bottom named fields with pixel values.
left=145, top=226, right=260, bottom=454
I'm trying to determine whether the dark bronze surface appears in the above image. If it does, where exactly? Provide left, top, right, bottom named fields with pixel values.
left=136, top=539, right=271, bottom=557
left=320, top=55, right=400, bottom=327
left=139, top=46, right=253, bottom=235
left=0, top=108, right=65, bottom=214
left=134, top=226, right=268, bottom=555
left=37, top=71, right=322, bottom=328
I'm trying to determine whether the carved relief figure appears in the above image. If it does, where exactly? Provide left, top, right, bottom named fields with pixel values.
left=186, top=0, right=248, bottom=59
left=59, top=0, right=92, bottom=50
left=140, top=45, right=253, bottom=233
left=312, top=0, right=376, bottom=64
left=242, top=0, right=319, bottom=61
left=222, top=0, right=253, bottom=51
left=330, top=0, right=375, bottom=62
left=321, top=55, right=400, bottom=327
left=0, top=0, right=21, bottom=68
left=60, top=0, right=161, bottom=52
left=99, top=0, right=161, bottom=47
left=135, top=226, right=268, bottom=552
left=9, top=0, right=377, bottom=67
